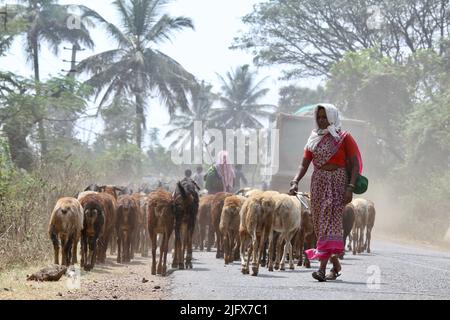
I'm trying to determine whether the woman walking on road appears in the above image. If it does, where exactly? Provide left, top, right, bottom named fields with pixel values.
left=289, top=104, right=363, bottom=282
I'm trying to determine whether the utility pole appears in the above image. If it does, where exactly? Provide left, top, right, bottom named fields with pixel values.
left=62, top=43, right=85, bottom=79
left=61, top=43, right=85, bottom=93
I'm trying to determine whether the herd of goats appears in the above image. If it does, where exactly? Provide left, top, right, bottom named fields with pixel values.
left=48, top=178, right=376, bottom=277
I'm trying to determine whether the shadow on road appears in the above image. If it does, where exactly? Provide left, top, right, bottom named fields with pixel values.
left=255, top=273, right=287, bottom=279
left=284, top=269, right=316, bottom=274
left=189, top=267, right=211, bottom=272
left=87, top=268, right=111, bottom=275
left=124, top=260, right=147, bottom=266
left=167, top=267, right=211, bottom=274
left=339, top=257, right=362, bottom=261
left=329, top=280, right=387, bottom=287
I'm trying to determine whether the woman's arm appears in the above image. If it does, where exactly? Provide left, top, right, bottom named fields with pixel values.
left=343, top=133, right=361, bottom=203
left=289, top=157, right=312, bottom=194
left=344, top=154, right=360, bottom=204
left=293, top=157, right=312, bottom=183
left=348, top=155, right=359, bottom=187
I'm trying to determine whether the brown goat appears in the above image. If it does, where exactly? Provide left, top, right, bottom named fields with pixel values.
left=48, top=197, right=84, bottom=266
left=116, top=195, right=138, bottom=263
left=268, top=194, right=301, bottom=272
left=240, top=191, right=277, bottom=276
left=364, top=200, right=376, bottom=253
left=351, top=198, right=369, bottom=255
left=239, top=191, right=264, bottom=273
left=98, top=185, right=121, bottom=257
left=83, top=184, right=121, bottom=257
left=147, top=189, right=175, bottom=276
left=235, top=188, right=262, bottom=198
left=220, top=195, right=245, bottom=264
left=79, top=190, right=116, bottom=264
left=96, top=193, right=116, bottom=263
left=340, top=203, right=356, bottom=259
left=97, top=185, right=123, bottom=200
left=172, top=179, right=199, bottom=269
left=197, top=194, right=215, bottom=252
left=132, top=192, right=150, bottom=257
left=78, top=193, right=105, bottom=271
left=211, top=192, right=233, bottom=259
left=291, top=194, right=316, bottom=268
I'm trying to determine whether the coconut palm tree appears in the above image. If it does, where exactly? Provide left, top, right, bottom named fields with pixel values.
left=77, top=0, right=196, bottom=149
left=9, top=0, right=95, bottom=156
left=165, top=81, right=215, bottom=152
left=15, top=0, right=94, bottom=81
left=0, top=4, right=28, bottom=56
left=211, top=65, right=276, bottom=130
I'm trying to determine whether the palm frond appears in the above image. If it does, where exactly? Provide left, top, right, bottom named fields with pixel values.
left=145, top=15, right=194, bottom=44
left=96, top=76, right=127, bottom=114
left=143, top=49, right=195, bottom=113
left=79, top=5, right=131, bottom=48
left=216, top=72, right=233, bottom=96
left=218, top=96, right=237, bottom=109
left=243, top=88, right=270, bottom=105
left=85, top=61, right=131, bottom=102
left=76, top=49, right=123, bottom=75
left=112, top=0, right=135, bottom=35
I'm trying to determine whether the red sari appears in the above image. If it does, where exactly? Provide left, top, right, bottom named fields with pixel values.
left=304, top=131, right=361, bottom=261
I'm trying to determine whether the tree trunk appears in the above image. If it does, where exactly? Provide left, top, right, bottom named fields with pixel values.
left=33, top=39, right=40, bottom=83
left=135, top=93, right=145, bottom=150
left=31, top=39, right=48, bottom=158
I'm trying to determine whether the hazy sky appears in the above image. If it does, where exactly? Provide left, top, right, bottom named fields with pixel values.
left=0, top=0, right=321, bottom=148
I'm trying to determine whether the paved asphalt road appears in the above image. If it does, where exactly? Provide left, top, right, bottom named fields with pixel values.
left=167, top=238, right=450, bottom=300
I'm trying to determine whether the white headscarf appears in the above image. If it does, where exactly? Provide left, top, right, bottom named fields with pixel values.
left=305, top=104, right=343, bottom=152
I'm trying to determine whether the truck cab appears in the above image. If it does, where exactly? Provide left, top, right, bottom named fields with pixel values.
left=268, top=111, right=369, bottom=193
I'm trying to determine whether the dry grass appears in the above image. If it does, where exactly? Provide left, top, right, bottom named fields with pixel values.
left=0, top=160, right=170, bottom=300
left=0, top=263, right=70, bottom=300
left=0, top=161, right=93, bottom=272
left=0, top=255, right=170, bottom=300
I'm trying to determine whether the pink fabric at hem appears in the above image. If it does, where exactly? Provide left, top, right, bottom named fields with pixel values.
left=305, top=240, right=344, bottom=261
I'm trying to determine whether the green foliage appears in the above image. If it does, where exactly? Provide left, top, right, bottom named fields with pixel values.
left=147, top=144, right=181, bottom=177
left=0, top=76, right=90, bottom=169
left=95, top=97, right=136, bottom=149
left=402, top=88, right=450, bottom=173
left=211, top=65, right=276, bottom=130
left=93, top=143, right=147, bottom=184
left=0, top=137, right=13, bottom=197
left=10, top=0, right=94, bottom=68
left=327, top=50, right=412, bottom=171
left=326, top=47, right=450, bottom=241
left=0, top=4, right=28, bottom=56
left=233, top=0, right=450, bottom=78
left=278, top=85, right=327, bottom=114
